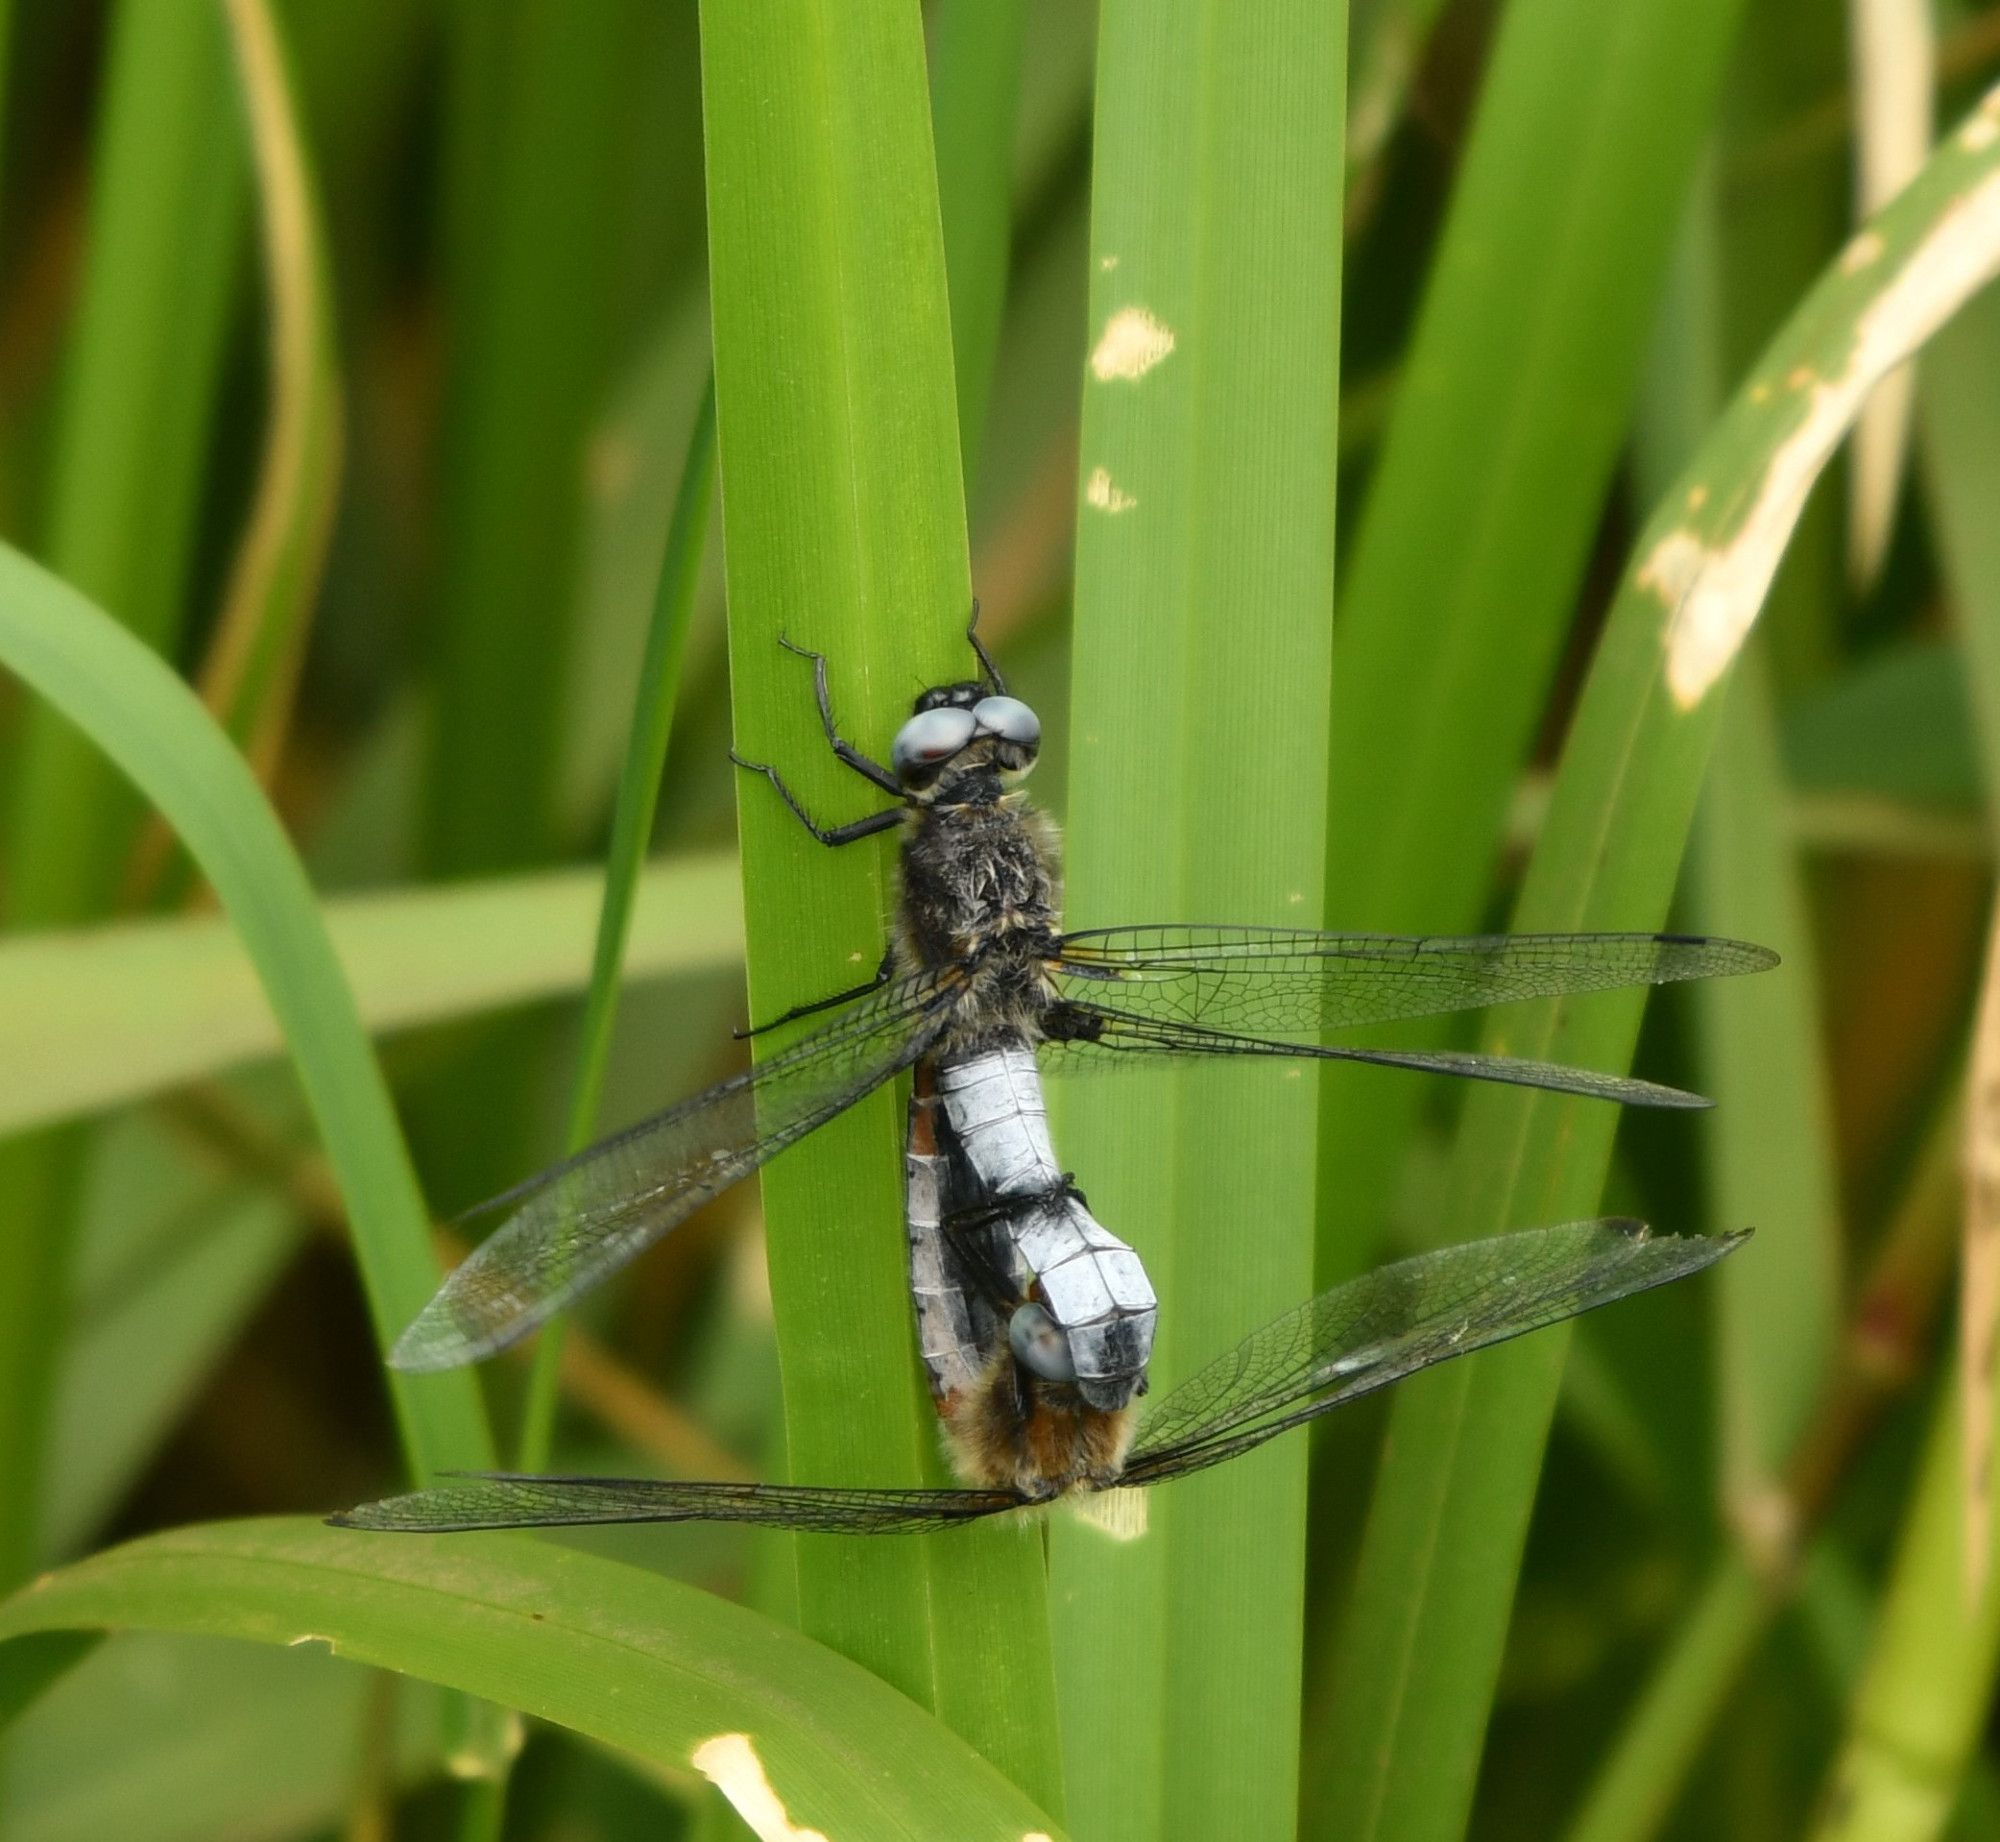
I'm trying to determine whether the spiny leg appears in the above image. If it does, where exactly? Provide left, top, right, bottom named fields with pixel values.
left=736, top=950, right=896, bottom=1039
left=965, top=597, right=1007, bottom=693
left=728, top=750, right=902, bottom=847
left=776, top=636, right=902, bottom=795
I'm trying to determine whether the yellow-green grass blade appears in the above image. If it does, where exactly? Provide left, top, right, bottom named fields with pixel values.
left=1690, top=646, right=1842, bottom=1485
left=516, top=380, right=717, bottom=1472
left=1712, top=0, right=1850, bottom=688
left=0, top=1520, right=1068, bottom=1841
left=1315, top=85, right=2000, bottom=1842
left=701, top=0, right=1062, bottom=1807
left=1315, top=0, right=1752, bottom=1291
left=0, top=853, right=741, bottom=1137
left=1636, top=201, right=1843, bottom=1505
left=931, top=0, right=1028, bottom=487
left=1561, top=1082, right=1966, bottom=1842
left=1053, top=3, right=1343, bottom=1837
left=1923, top=280, right=2000, bottom=827
left=1808, top=1386, right=2000, bottom=1842
left=0, top=0, right=247, bottom=1594
left=0, top=541, right=491, bottom=1479
left=205, top=0, right=344, bottom=769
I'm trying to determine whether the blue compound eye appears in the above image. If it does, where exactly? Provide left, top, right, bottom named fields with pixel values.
left=891, top=705, right=977, bottom=782
left=972, top=695, right=1041, bottom=753
left=1009, top=1303, right=1076, bottom=1382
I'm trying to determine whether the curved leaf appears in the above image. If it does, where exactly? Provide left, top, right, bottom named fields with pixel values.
left=0, top=540, right=490, bottom=1477
left=0, top=1519, right=1065, bottom=1842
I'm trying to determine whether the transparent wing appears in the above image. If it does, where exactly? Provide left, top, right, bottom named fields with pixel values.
left=390, top=971, right=955, bottom=1372
left=1039, top=1008, right=1713, bottom=1108
left=1124, top=1219, right=1749, bottom=1483
left=1051, top=927, right=1777, bottom=1032
left=330, top=1473, right=1019, bottom=1535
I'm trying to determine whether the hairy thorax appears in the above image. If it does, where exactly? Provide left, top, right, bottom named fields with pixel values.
left=895, top=795, right=1063, bottom=1049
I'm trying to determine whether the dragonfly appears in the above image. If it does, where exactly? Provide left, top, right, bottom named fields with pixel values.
left=335, top=1216, right=1750, bottom=1534
left=385, top=614, right=1777, bottom=1393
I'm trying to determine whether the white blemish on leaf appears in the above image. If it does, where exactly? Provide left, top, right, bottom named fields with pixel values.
left=287, top=1632, right=338, bottom=1651
left=1072, top=1486, right=1148, bottom=1541
left=1654, top=164, right=2000, bottom=710
left=1100, top=253, right=1120, bottom=271
left=692, top=1734, right=830, bottom=1842
left=1090, top=307, right=1176, bottom=381
left=1085, top=467, right=1138, bottom=515
left=1841, top=230, right=1886, bottom=273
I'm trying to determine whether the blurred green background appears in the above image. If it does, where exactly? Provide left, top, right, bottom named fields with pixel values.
left=3, top=1, right=2000, bottom=1839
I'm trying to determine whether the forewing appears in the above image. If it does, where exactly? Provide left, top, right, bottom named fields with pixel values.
left=330, top=1473, right=1019, bottom=1535
left=1052, top=927, right=1777, bottom=1033
left=390, top=972, right=953, bottom=1371
left=1125, top=1219, right=1748, bottom=1481
left=1039, top=1008, right=1713, bottom=1108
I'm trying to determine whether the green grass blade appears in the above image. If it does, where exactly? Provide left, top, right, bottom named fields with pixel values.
left=0, top=0, right=247, bottom=1593
left=0, top=852, right=741, bottom=1137
left=931, top=0, right=1028, bottom=486
left=1315, top=0, right=1751, bottom=1288
left=7, top=0, right=245, bottom=915
left=1314, top=84, right=2000, bottom=1842
left=424, top=0, right=642, bottom=877
left=561, top=382, right=717, bottom=1163
left=1922, top=282, right=2000, bottom=826
left=0, top=1520, right=1067, bottom=1841
left=0, top=542, right=491, bottom=1478
left=0, top=1634, right=444, bottom=1842
left=1637, top=206, right=1844, bottom=1508
left=1053, top=4, right=1344, bottom=1837
left=516, top=379, right=717, bottom=1471
left=700, top=0, right=1062, bottom=1807
left=1561, top=1555, right=1772, bottom=1842
left=1690, top=648, right=1843, bottom=1485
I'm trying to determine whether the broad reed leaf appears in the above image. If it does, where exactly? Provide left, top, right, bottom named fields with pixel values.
left=1054, top=4, right=1343, bottom=1838
left=701, top=0, right=1062, bottom=1805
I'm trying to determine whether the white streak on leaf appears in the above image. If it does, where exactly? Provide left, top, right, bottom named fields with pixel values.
left=692, top=1734, right=830, bottom=1842
left=1085, top=467, right=1138, bottom=515
left=1089, top=307, right=1176, bottom=381
left=1652, top=162, right=2000, bottom=709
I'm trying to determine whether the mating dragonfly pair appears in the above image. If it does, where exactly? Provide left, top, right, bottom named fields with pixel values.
left=337, top=624, right=1766, bottom=1536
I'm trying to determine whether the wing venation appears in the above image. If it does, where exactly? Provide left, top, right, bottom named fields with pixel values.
left=390, top=972, right=954, bottom=1372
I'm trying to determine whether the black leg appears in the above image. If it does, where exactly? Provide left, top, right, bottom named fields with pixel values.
left=965, top=597, right=1006, bottom=694
left=777, top=637, right=903, bottom=795
left=736, top=951, right=896, bottom=1039
left=729, top=751, right=903, bottom=848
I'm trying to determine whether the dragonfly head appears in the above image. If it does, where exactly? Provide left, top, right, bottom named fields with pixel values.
left=892, top=688, right=1040, bottom=797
